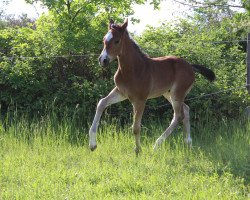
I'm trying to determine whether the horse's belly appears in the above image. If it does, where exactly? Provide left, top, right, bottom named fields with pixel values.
left=114, top=71, right=150, bottom=101
left=148, top=87, right=169, bottom=99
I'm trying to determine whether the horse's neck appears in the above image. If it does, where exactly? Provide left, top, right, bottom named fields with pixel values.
left=118, top=36, right=146, bottom=74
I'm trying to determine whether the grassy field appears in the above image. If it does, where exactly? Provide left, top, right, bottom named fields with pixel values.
left=0, top=115, right=249, bottom=199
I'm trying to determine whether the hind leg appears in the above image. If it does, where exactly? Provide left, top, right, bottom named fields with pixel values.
left=153, top=96, right=184, bottom=150
left=183, top=103, right=192, bottom=147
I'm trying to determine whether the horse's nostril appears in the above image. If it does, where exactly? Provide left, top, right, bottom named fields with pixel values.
left=103, top=58, right=109, bottom=66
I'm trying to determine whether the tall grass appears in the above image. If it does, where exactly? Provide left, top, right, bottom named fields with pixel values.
left=0, top=112, right=249, bottom=199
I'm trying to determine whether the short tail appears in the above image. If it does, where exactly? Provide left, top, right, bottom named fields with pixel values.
left=192, top=64, right=216, bottom=82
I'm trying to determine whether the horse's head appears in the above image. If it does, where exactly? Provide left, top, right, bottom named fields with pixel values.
left=98, top=19, right=128, bottom=67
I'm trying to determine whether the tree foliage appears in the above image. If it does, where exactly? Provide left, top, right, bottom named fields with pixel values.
left=0, top=0, right=249, bottom=123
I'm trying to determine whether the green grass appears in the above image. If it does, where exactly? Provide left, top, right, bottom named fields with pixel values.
left=0, top=115, right=249, bottom=199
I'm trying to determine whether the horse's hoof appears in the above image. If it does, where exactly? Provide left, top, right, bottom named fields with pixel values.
left=153, top=144, right=159, bottom=151
left=184, top=138, right=192, bottom=148
left=89, top=145, right=97, bottom=151
left=134, top=147, right=142, bottom=156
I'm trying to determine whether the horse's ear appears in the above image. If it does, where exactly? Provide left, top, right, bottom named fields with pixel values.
left=109, top=19, right=114, bottom=29
left=121, top=18, right=128, bottom=31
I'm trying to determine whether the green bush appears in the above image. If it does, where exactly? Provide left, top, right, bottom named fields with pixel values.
left=0, top=3, right=250, bottom=124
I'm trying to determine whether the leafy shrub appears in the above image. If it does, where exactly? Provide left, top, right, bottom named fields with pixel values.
left=0, top=4, right=250, bottom=125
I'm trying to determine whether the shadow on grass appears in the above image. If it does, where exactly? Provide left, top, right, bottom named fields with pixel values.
left=140, top=117, right=250, bottom=186
left=192, top=119, right=250, bottom=185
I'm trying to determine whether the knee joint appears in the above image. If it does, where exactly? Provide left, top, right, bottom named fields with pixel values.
left=175, top=114, right=184, bottom=122
left=133, top=124, right=141, bottom=135
left=97, top=98, right=107, bottom=111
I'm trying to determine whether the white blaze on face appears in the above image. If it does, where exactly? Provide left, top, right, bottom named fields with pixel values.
left=104, top=31, right=113, bottom=42
left=99, top=31, right=114, bottom=66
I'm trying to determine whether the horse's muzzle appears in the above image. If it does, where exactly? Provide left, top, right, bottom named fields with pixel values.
left=98, top=55, right=110, bottom=67
left=103, top=58, right=110, bottom=67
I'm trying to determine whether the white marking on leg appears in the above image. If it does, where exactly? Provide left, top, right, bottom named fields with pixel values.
left=183, top=104, right=192, bottom=147
left=153, top=114, right=179, bottom=150
left=153, top=100, right=182, bottom=150
left=89, top=88, right=126, bottom=150
left=89, top=99, right=106, bottom=150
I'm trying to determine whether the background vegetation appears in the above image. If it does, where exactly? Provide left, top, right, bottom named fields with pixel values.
left=0, top=0, right=250, bottom=124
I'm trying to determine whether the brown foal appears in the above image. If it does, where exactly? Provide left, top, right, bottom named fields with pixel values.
left=89, top=19, right=215, bottom=154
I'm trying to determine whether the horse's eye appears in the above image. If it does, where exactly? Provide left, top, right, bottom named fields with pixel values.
left=114, top=40, right=120, bottom=44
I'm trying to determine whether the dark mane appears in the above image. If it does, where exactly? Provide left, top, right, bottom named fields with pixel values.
left=128, top=32, right=149, bottom=58
left=111, top=24, right=123, bottom=32
left=111, top=24, right=149, bottom=58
